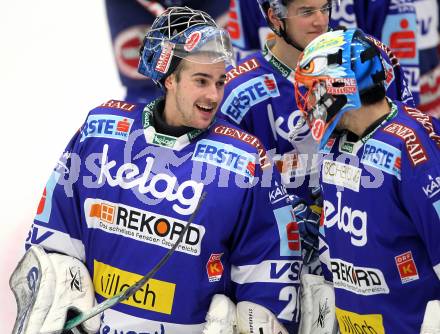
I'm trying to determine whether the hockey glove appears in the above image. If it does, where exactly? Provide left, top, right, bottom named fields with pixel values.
left=291, top=193, right=321, bottom=265
left=202, top=294, right=289, bottom=334
left=9, top=246, right=100, bottom=334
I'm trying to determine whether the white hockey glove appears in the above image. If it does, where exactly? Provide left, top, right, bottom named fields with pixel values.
left=203, top=294, right=237, bottom=334
left=202, top=294, right=289, bottom=334
left=298, top=274, right=339, bottom=334
left=420, top=300, right=440, bottom=334
left=9, top=245, right=100, bottom=334
left=236, top=301, right=289, bottom=334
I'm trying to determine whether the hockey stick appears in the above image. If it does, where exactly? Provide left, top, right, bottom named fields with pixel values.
left=63, top=192, right=207, bottom=331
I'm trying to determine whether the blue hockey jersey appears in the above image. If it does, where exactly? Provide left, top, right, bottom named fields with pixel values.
left=219, top=39, right=414, bottom=203
left=319, top=101, right=440, bottom=333
left=220, top=44, right=322, bottom=203
left=26, top=99, right=302, bottom=333
left=226, top=0, right=420, bottom=106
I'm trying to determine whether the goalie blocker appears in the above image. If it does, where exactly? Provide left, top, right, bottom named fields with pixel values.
left=9, top=246, right=100, bottom=334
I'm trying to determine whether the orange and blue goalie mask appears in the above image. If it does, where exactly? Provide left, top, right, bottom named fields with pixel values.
left=294, top=28, right=385, bottom=149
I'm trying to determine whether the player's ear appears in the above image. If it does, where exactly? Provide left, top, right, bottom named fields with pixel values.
left=164, top=74, right=176, bottom=90
left=268, top=7, right=282, bottom=32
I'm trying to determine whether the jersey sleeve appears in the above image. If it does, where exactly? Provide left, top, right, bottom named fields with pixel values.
left=219, top=72, right=253, bottom=133
left=229, top=163, right=301, bottom=332
left=26, top=128, right=86, bottom=261
left=400, top=164, right=440, bottom=280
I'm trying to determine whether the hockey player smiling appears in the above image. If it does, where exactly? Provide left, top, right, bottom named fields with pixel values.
left=163, top=56, right=227, bottom=129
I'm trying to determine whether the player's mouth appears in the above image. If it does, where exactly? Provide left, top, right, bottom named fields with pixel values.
left=195, top=102, right=216, bottom=114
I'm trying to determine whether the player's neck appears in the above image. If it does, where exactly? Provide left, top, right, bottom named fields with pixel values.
left=342, top=98, right=391, bottom=137
left=271, top=37, right=301, bottom=70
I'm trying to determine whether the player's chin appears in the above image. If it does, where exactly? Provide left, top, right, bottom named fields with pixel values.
left=194, top=106, right=217, bottom=128
left=192, top=113, right=216, bottom=129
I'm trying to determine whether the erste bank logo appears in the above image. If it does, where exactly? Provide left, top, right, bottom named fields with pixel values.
left=81, top=115, right=133, bottom=142
left=192, top=139, right=256, bottom=179
left=220, top=74, right=280, bottom=124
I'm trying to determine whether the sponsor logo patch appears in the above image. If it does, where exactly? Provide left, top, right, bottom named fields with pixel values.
left=225, top=58, right=260, bottom=84
left=69, top=266, right=83, bottom=292
left=97, top=144, right=204, bottom=215
left=383, top=122, right=428, bottom=166
left=331, top=259, right=390, bottom=295
left=93, top=260, right=175, bottom=314
left=35, top=171, right=61, bottom=223
left=322, top=160, right=362, bottom=192
left=26, top=225, right=54, bottom=246
left=336, top=307, right=385, bottom=334
left=273, top=206, right=301, bottom=257
left=320, top=137, right=336, bottom=154
left=192, top=139, right=256, bottom=179
left=184, top=31, right=201, bottom=52
left=81, top=115, right=133, bottom=142
left=101, top=100, right=136, bottom=112
left=155, top=42, right=174, bottom=74
left=326, top=78, right=357, bottom=94
left=213, top=125, right=270, bottom=168
left=422, top=174, right=440, bottom=198
left=232, top=260, right=301, bottom=284
left=206, top=253, right=224, bottom=282
left=341, top=141, right=354, bottom=154
left=269, top=181, right=289, bottom=205
left=220, top=74, right=280, bottom=124
left=152, top=133, right=177, bottom=148
left=324, top=191, right=367, bottom=247
left=361, top=139, right=401, bottom=180
left=404, top=106, right=440, bottom=148
left=85, top=199, right=205, bottom=255
left=395, top=251, right=419, bottom=284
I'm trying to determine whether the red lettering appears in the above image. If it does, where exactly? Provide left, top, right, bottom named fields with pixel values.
left=227, top=0, right=241, bottom=40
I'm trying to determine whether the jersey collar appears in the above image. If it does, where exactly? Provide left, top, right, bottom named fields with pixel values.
left=142, top=98, right=207, bottom=150
left=361, top=98, right=398, bottom=143
left=263, top=40, right=295, bottom=83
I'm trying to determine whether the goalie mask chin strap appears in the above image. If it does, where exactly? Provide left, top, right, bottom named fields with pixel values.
left=279, top=20, right=304, bottom=52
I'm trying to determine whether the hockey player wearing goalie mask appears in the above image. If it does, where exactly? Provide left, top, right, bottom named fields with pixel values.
left=294, top=28, right=440, bottom=333
left=221, top=0, right=334, bottom=205
left=220, top=1, right=416, bottom=273
left=10, top=7, right=300, bottom=334
left=221, top=0, right=416, bottom=203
